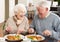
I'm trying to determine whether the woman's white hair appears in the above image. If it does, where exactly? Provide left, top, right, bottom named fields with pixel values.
left=37, top=1, right=51, bottom=11
left=14, top=3, right=27, bottom=14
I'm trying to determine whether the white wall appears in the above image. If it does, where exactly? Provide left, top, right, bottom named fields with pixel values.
left=18, top=0, right=52, bottom=6
left=9, top=0, right=15, bottom=17
left=0, top=0, right=5, bottom=23
left=18, top=0, right=37, bottom=6
left=18, top=0, right=45, bottom=6
left=18, top=0, right=27, bottom=5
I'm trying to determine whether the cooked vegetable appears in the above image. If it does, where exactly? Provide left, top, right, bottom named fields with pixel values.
left=7, top=34, right=21, bottom=40
left=27, top=35, right=42, bottom=41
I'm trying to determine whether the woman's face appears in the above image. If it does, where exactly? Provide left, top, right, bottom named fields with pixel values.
left=14, top=9, right=26, bottom=19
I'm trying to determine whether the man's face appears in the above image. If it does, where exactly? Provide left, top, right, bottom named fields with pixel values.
left=37, top=6, right=48, bottom=18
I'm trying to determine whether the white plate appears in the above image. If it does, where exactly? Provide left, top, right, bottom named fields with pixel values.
left=0, top=37, right=6, bottom=42
left=4, top=34, right=25, bottom=39
left=26, top=34, right=45, bottom=41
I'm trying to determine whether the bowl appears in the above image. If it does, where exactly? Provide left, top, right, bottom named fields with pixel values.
left=26, top=35, right=45, bottom=42
left=4, top=34, right=23, bottom=42
left=5, top=39, right=23, bottom=42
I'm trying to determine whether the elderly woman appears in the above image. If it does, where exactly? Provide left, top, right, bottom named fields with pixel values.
left=4, top=4, right=29, bottom=34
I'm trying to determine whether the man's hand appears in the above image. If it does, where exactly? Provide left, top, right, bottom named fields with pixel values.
left=42, top=30, right=52, bottom=36
left=58, top=40, right=60, bottom=42
left=28, top=28, right=35, bottom=33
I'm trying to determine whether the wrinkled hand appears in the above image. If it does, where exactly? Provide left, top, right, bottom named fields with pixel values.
left=58, top=40, right=60, bottom=42
left=17, top=28, right=25, bottom=34
left=5, top=26, right=12, bottom=32
left=42, top=30, right=52, bottom=36
left=28, top=28, right=35, bottom=34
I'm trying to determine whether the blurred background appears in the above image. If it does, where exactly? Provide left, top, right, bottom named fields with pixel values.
left=0, top=0, right=60, bottom=35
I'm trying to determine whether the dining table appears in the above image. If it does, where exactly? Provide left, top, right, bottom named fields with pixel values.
left=0, top=29, right=58, bottom=42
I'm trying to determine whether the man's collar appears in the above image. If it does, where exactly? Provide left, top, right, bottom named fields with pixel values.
left=45, top=12, right=51, bottom=18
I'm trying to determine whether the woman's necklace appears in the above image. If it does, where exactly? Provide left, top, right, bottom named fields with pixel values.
left=13, top=15, right=24, bottom=27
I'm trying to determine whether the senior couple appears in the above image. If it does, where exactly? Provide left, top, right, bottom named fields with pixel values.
left=4, top=1, right=60, bottom=42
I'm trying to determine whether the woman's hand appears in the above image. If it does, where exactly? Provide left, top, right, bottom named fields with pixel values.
left=17, top=28, right=25, bottom=34
left=5, top=26, right=12, bottom=32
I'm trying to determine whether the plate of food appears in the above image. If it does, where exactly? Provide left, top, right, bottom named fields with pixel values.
left=26, top=35, right=45, bottom=42
left=4, top=34, right=24, bottom=42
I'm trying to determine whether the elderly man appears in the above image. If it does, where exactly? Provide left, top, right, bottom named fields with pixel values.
left=28, top=1, right=60, bottom=42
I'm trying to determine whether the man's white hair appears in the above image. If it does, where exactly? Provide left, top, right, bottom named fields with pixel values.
left=14, top=3, right=27, bottom=14
left=37, top=1, right=51, bottom=11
